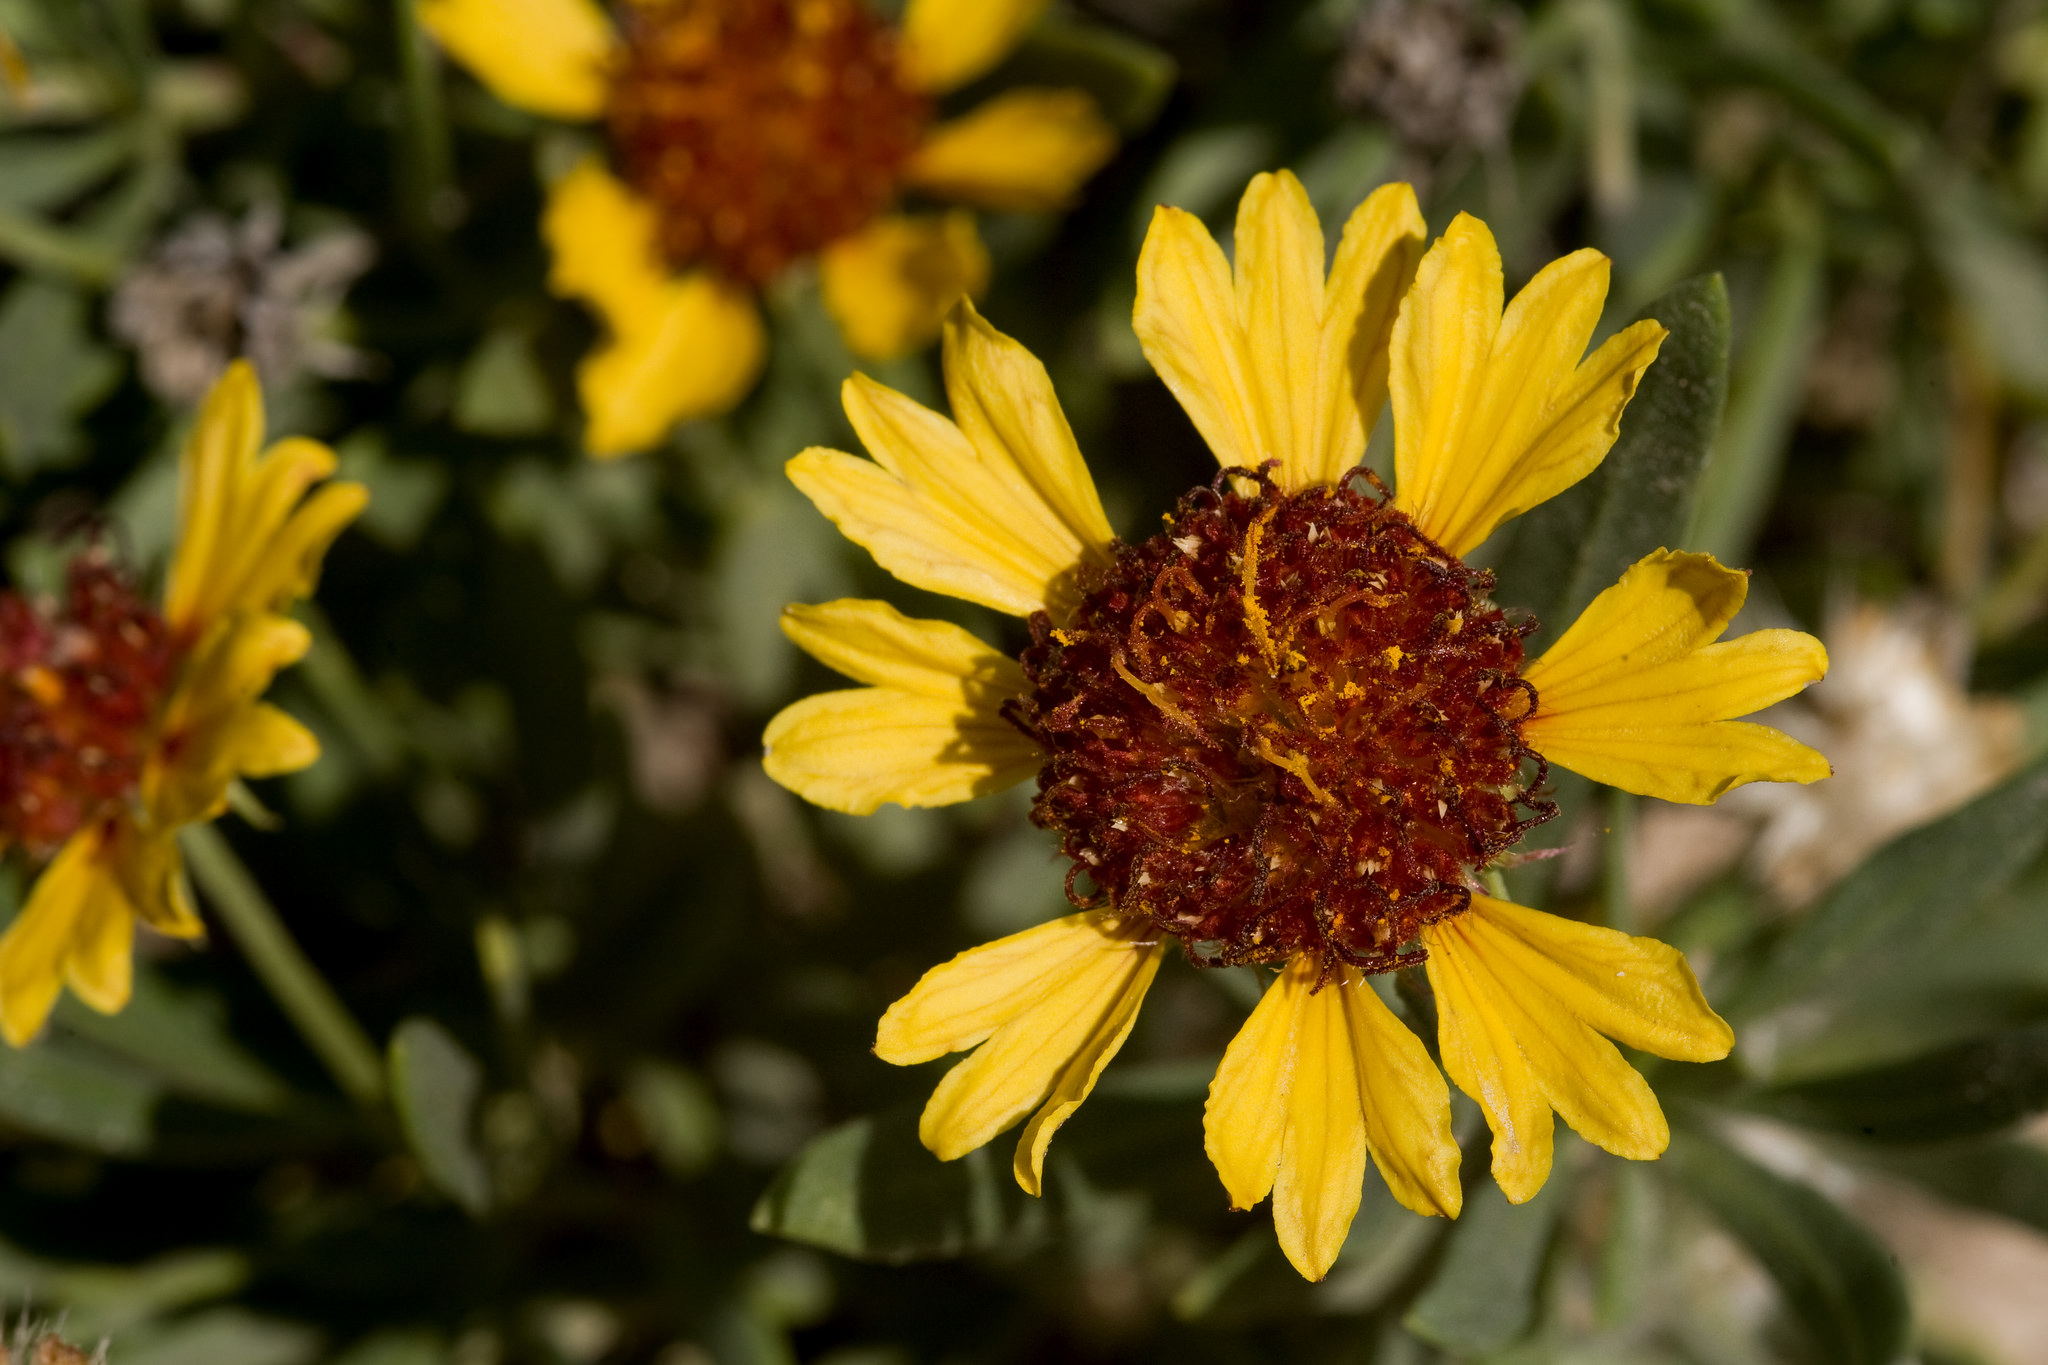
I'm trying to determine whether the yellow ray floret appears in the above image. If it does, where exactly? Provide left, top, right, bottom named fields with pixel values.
left=1135, top=172, right=1426, bottom=492
left=1423, top=895, right=1733, bottom=1202
left=820, top=212, right=991, bottom=362
left=1205, top=958, right=1461, bottom=1281
left=904, top=90, right=1118, bottom=213
left=765, top=599, right=1038, bottom=813
left=896, top=0, right=1047, bottom=94
left=876, top=912, right=1161, bottom=1195
left=1389, top=214, right=1666, bottom=558
left=415, top=0, right=614, bottom=120
left=542, top=161, right=766, bottom=458
left=788, top=301, right=1114, bottom=619
left=1523, top=550, right=1831, bottom=804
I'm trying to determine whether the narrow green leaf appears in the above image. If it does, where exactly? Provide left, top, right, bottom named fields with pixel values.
left=1870, top=1138, right=2048, bottom=1238
left=0, top=278, right=121, bottom=476
left=1005, top=18, right=1176, bottom=133
left=1404, top=1161, right=1570, bottom=1353
left=1753, top=1021, right=2048, bottom=1143
left=1733, top=757, right=2048, bottom=1080
left=388, top=1017, right=490, bottom=1216
left=750, top=1105, right=1035, bottom=1264
left=0, top=127, right=134, bottom=212
left=1665, top=1126, right=1909, bottom=1365
left=53, top=966, right=292, bottom=1114
left=0, top=1038, right=161, bottom=1154
left=1495, top=273, right=1731, bottom=655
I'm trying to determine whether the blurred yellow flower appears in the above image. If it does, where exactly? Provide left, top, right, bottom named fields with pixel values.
left=765, top=171, right=1829, bottom=1280
left=417, top=0, right=1118, bottom=457
left=0, top=363, right=366, bottom=1046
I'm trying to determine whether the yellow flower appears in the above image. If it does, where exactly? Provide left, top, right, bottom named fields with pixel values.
left=417, top=0, right=1119, bottom=457
left=0, top=362, right=366, bottom=1046
left=764, top=172, right=1829, bottom=1280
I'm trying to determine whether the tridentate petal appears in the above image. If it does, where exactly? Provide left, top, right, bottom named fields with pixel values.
left=1204, top=957, right=1309, bottom=1210
left=416, top=0, right=613, bottom=120
left=1342, top=973, right=1463, bottom=1219
left=1424, top=916, right=1554, bottom=1203
left=1134, top=203, right=1264, bottom=475
left=942, top=301, right=1115, bottom=556
left=0, top=829, right=108, bottom=1045
left=1272, top=968, right=1370, bottom=1281
left=64, top=879, right=135, bottom=1016
left=1308, top=183, right=1426, bottom=489
left=897, top=0, right=1046, bottom=93
left=904, top=90, right=1116, bottom=212
left=1013, top=940, right=1161, bottom=1195
left=543, top=161, right=764, bottom=454
left=876, top=912, right=1136, bottom=1063
left=1464, top=897, right=1732, bottom=1062
left=780, top=599, right=1024, bottom=695
left=911, top=919, right=1159, bottom=1163
left=1437, top=906, right=1670, bottom=1163
left=224, top=703, right=323, bottom=779
left=1390, top=214, right=1504, bottom=547
left=761, top=688, right=1037, bottom=814
left=166, top=361, right=264, bottom=632
left=1525, top=551, right=1831, bottom=803
left=1234, top=170, right=1325, bottom=490
left=820, top=212, right=990, bottom=362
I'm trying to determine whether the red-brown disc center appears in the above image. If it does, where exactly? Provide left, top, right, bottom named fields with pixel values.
left=1010, top=476, right=1553, bottom=973
left=0, top=557, right=177, bottom=857
left=604, top=0, right=930, bottom=286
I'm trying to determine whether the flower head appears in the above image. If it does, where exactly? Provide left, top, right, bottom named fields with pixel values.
left=0, top=363, right=366, bottom=1045
left=765, top=172, right=1830, bottom=1279
left=418, top=0, right=1119, bottom=456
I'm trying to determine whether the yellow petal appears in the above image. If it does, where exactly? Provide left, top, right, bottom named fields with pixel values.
left=229, top=481, right=370, bottom=618
left=942, top=300, right=1115, bottom=554
left=1391, top=216, right=1666, bottom=556
left=225, top=702, right=323, bottom=778
left=904, top=89, right=1116, bottom=212
left=765, top=600, right=1037, bottom=813
left=147, top=616, right=315, bottom=829
left=1524, top=551, right=1832, bottom=803
left=65, top=881, right=135, bottom=1016
left=892, top=917, right=1159, bottom=1166
left=110, top=829, right=204, bottom=939
left=877, top=912, right=1131, bottom=1062
left=788, top=341, right=1109, bottom=618
left=0, top=829, right=115, bottom=1045
left=1012, top=938, right=1159, bottom=1196
left=1433, top=905, right=1671, bottom=1165
left=1136, top=173, right=1423, bottom=493
left=166, top=361, right=263, bottom=631
left=1461, top=897, right=1732, bottom=1063
left=820, top=212, right=990, bottom=362
left=1424, top=916, right=1554, bottom=1202
left=1307, top=182, right=1426, bottom=489
left=543, top=161, right=764, bottom=454
left=1272, top=971, right=1370, bottom=1281
left=1343, top=973, right=1462, bottom=1219
left=416, top=0, right=613, bottom=120
left=1205, top=957, right=1310, bottom=1210
left=898, top=0, right=1046, bottom=93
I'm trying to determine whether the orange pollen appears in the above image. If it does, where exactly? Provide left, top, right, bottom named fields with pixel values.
left=0, top=555, right=178, bottom=857
left=1007, top=471, right=1556, bottom=975
left=604, top=0, right=930, bottom=286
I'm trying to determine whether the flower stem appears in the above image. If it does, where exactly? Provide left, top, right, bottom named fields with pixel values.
left=181, top=822, right=386, bottom=1109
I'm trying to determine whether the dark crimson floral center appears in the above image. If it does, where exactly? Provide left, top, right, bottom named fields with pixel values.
left=605, top=0, right=929, bottom=286
left=0, top=556, right=177, bottom=856
left=1011, top=474, right=1554, bottom=973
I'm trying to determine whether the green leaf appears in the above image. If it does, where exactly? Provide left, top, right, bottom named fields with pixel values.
left=1752, top=1021, right=2048, bottom=1143
left=1004, top=18, right=1176, bottom=133
left=114, top=1307, right=322, bottom=1365
left=1494, top=273, right=1732, bottom=656
left=1870, top=1138, right=2048, bottom=1238
left=750, top=1105, right=1038, bottom=1264
left=1732, top=757, right=2048, bottom=1081
left=626, top=1059, right=722, bottom=1179
left=453, top=328, right=555, bottom=438
left=1665, top=1126, right=1909, bottom=1365
left=0, top=1037, right=162, bottom=1154
left=53, top=966, right=292, bottom=1114
left=1404, top=1158, right=1571, bottom=1353
left=0, top=277, right=121, bottom=477
left=0, top=127, right=134, bottom=212
left=388, top=1017, right=491, bottom=1216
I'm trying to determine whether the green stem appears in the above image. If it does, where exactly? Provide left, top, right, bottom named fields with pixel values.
left=394, top=0, right=453, bottom=235
left=181, top=822, right=386, bottom=1109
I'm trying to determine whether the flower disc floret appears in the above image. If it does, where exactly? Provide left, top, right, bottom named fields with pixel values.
left=606, top=0, right=930, bottom=284
left=1011, top=473, right=1554, bottom=974
left=0, top=558, right=176, bottom=857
